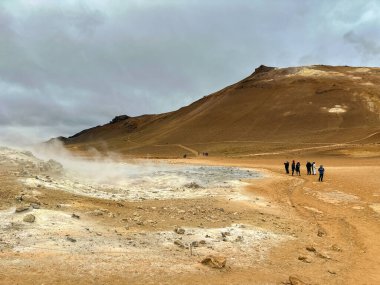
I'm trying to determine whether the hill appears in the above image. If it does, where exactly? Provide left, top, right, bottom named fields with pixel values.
left=58, top=65, right=380, bottom=157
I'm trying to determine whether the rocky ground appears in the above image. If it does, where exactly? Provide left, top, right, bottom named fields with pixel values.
left=0, top=147, right=379, bottom=284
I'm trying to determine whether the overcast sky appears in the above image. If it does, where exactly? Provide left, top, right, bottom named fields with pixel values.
left=0, top=0, right=379, bottom=145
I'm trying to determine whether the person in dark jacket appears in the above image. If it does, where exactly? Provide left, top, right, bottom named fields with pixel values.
left=306, top=161, right=312, bottom=175
left=318, top=165, right=325, bottom=182
left=291, top=160, right=296, bottom=176
left=295, top=162, right=301, bottom=176
left=284, top=161, right=290, bottom=174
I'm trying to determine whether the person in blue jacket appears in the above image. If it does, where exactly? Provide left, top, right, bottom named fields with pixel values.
left=318, top=165, right=325, bottom=182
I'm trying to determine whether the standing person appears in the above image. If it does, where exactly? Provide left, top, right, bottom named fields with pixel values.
left=306, top=161, right=311, bottom=175
left=296, top=162, right=301, bottom=176
left=312, top=162, right=317, bottom=175
left=291, top=160, right=296, bottom=176
left=284, top=161, right=290, bottom=174
left=318, top=165, right=325, bottom=182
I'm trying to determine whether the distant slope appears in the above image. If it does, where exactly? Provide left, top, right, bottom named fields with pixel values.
left=58, top=65, right=380, bottom=157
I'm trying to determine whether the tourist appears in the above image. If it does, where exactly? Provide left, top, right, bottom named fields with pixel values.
left=296, top=162, right=301, bottom=176
left=306, top=161, right=312, bottom=175
left=318, top=165, right=325, bottom=182
left=284, top=161, right=290, bottom=174
left=291, top=160, right=295, bottom=176
left=312, top=162, right=317, bottom=175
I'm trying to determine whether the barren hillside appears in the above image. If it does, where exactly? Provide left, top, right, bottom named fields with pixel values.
left=59, top=65, right=380, bottom=157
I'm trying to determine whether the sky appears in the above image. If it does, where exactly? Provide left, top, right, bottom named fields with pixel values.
left=0, top=0, right=379, bottom=145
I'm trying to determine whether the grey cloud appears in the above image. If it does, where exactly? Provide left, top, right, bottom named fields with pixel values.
left=0, top=0, right=380, bottom=144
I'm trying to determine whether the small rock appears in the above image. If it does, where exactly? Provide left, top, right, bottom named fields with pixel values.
left=315, top=252, right=330, bottom=259
left=235, top=236, right=243, bottom=242
left=23, top=214, right=35, bottom=223
left=298, top=256, right=312, bottom=263
left=174, top=227, right=185, bottom=234
left=191, top=241, right=199, bottom=248
left=31, top=203, right=40, bottom=209
left=199, top=240, right=206, bottom=245
left=71, top=213, right=80, bottom=219
left=15, top=205, right=30, bottom=213
left=201, top=255, right=226, bottom=269
left=328, top=269, right=336, bottom=275
left=66, top=236, right=77, bottom=243
left=306, top=246, right=316, bottom=252
left=174, top=240, right=185, bottom=248
left=221, top=231, right=231, bottom=238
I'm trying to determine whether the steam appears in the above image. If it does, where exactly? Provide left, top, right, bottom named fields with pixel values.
left=344, top=31, right=380, bottom=56
left=30, top=139, right=165, bottom=186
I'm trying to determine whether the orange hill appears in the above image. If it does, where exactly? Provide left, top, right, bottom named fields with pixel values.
left=58, top=65, right=380, bottom=157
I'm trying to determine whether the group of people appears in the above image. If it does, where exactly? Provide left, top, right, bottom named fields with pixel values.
left=283, top=160, right=325, bottom=182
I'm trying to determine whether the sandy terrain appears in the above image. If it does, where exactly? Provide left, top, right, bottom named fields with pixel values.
left=0, top=146, right=379, bottom=285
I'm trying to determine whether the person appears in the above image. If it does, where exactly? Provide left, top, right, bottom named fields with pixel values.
left=318, top=165, right=325, bottom=182
left=295, top=162, right=301, bottom=176
left=291, top=160, right=296, bottom=176
left=312, top=162, right=317, bottom=175
left=284, top=161, right=290, bottom=174
left=306, top=161, right=312, bottom=175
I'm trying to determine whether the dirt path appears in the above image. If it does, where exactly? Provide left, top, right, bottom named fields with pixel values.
left=155, top=143, right=199, bottom=156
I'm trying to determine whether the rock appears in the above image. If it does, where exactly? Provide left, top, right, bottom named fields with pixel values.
left=23, top=214, right=35, bottom=223
left=298, top=256, right=312, bottom=263
left=191, top=241, right=199, bottom=248
left=289, top=276, right=307, bottom=285
left=201, top=255, right=226, bottom=269
left=66, top=236, right=77, bottom=243
left=15, top=205, right=30, bottom=213
left=174, top=240, right=185, bottom=248
left=253, top=65, right=275, bottom=76
left=315, top=252, right=330, bottom=259
left=221, top=231, right=231, bottom=238
left=14, top=195, right=22, bottom=201
left=31, top=203, right=40, bottom=209
left=199, top=240, right=206, bottom=245
left=235, top=236, right=243, bottom=242
left=110, top=115, right=130, bottom=124
left=21, top=195, right=40, bottom=204
left=71, top=213, right=80, bottom=219
left=306, top=246, right=316, bottom=252
left=174, top=227, right=185, bottom=234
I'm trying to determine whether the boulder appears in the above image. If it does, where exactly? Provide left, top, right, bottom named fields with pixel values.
left=21, top=195, right=40, bottom=204
left=23, top=214, right=35, bottom=223
left=174, top=227, right=185, bottom=234
left=174, top=240, right=185, bottom=248
left=15, top=205, right=30, bottom=213
left=201, top=255, right=226, bottom=269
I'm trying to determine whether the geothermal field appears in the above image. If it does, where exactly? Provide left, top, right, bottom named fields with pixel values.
left=1, top=143, right=380, bottom=285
